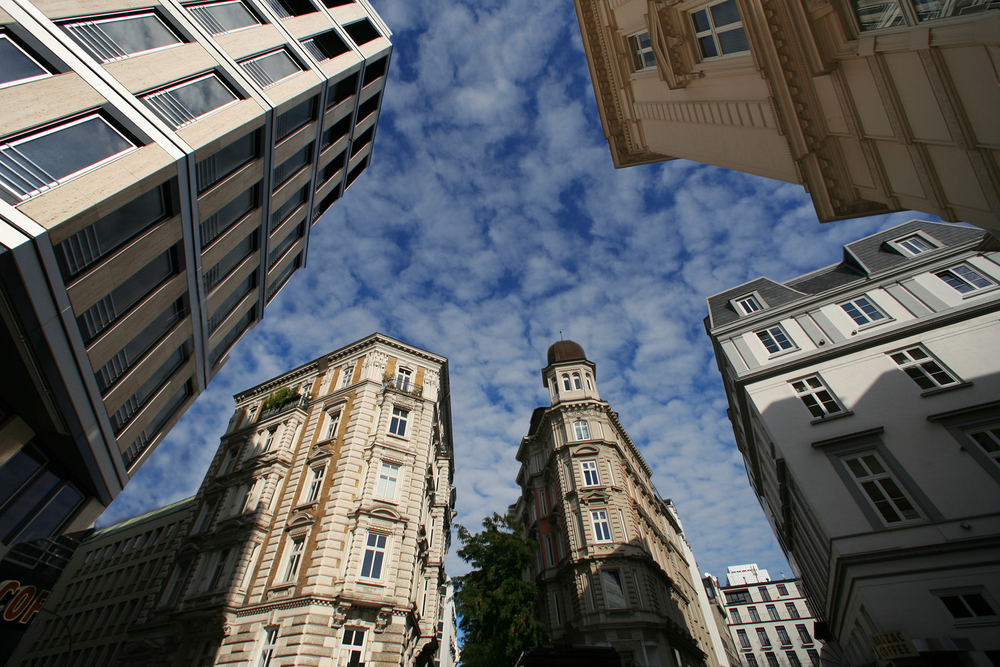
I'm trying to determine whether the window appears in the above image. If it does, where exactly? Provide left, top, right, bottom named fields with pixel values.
left=360, top=531, right=387, bottom=578
left=342, top=628, right=365, bottom=667
left=207, top=549, right=230, bottom=589
left=239, top=49, right=301, bottom=88
left=777, top=583, right=788, bottom=595
left=395, top=367, right=412, bottom=392
left=786, top=651, right=802, bottom=667
left=196, top=129, right=261, bottom=192
left=937, top=591, right=996, bottom=619
left=841, top=450, right=922, bottom=524
left=267, top=217, right=304, bottom=264
left=201, top=182, right=259, bottom=246
left=257, top=627, right=278, bottom=667
left=203, top=230, right=257, bottom=291
left=756, top=325, right=794, bottom=354
left=263, top=0, right=317, bottom=17
left=967, top=425, right=1000, bottom=467
left=108, top=343, right=189, bottom=433
left=343, top=18, right=380, bottom=45
left=0, top=32, right=51, bottom=88
left=188, top=1, right=262, bottom=35
left=257, top=428, right=274, bottom=453
left=0, top=445, right=83, bottom=545
left=731, top=608, right=742, bottom=623
left=791, top=375, right=846, bottom=420
left=573, top=372, right=582, bottom=389
left=581, top=460, right=600, bottom=486
left=340, top=362, right=354, bottom=387
left=737, top=294, right=763, bottom=315
left=888, top=345, right=960, bottom=390
left=301, top=30, right=349, bottom=61
left=756, top=628, right=771, bottom=647
left=97, top=296, right=188, bottom=392
left=894, top=233, right=936, bottom=254
left=807, top=649, right=820, bottom=666
left=736, top=629, right=750, bottom=648
left=324, top=409, right=342, bottom=440
left=766, top=604, right=779, bottom=620
left=306, top=465, right=325, bottom=502
left=937, top=265, right=995, bottom=295
left=627, top=32, right=656, bottom=71
left=388, top=407, right=408, bottom=437
left=143, top=73, right=239, bottom=129
left=283, top=536, right=304, bottom=581
left=764, top=653, right=779, bottom=667
left=776, top=625, right=791, bottom=645
left=691, top=0, right=749, bottom=59
left=746, top=655, right=759, bottom=667
left=1, top=114, right=137, bottom=201
left=760, top=587, right=772, bottom=601
left=273, top=144, right=312, bottom=188
left=726, top=589, right=751, bottom=604
left=64, top=12, right=181, bottom=62
left=574, top=420, right=591, bottom=440
left=748, top=606, right=760, bottom=622
left=601, top=570, right=627, bottom=608
left=376, top=462, right=399, bottom=499
left=329, top=72, right=359, bottom=108
left=591, top=510, right=612, bottom=542
left=841, top=296, right=887, bottom=326
left=275, top=96, right=317, bottom=141
left=785, top=602, right=800, bottom=618
left=796, top=624, right=812, bottom=645
left=362, top=57, right=387, bottom=86
left=850, top=0, right=998, bottom=31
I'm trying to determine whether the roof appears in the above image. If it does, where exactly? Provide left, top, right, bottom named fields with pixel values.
left=546, top=340, right=587, bottom=365
left=706, top=220, right=988, bottom=330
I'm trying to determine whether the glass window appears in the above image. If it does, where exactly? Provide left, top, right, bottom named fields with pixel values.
left=306, top=464, right=325, bottom=502
left=777, top=583, right=788, bottom=595
left=748, top=605, right=760, bottom=622
left=968, top=425, right=1000, bottom=466
left=691, top=0, right=750, bottom=59
left=764, top=653, right=779, bottom=667
left=362, top=56, right=387, bottom=87
left=207, top=548, right=230, bottom=589
left=591, top=509, right=612, bottom=542
left=581, top=460, right=600, bottom=486
left=201, top=183, right=260, bottom=246
left=841, top=296, right=887, bottom=326
left=203, top=231, right=257, bottom=292
left=389, top=407, right=408, bottom=437
left=188, top=1, right=262, bottom=35
left=271, top=186, right=308, bottom=232
left=796, top=623, right=812, bottom=644
left=360, top=531, right=387, bottom=578
left=841, top=450, right=922, bottom=524
left=939, top=591, right=996, bottom=618
left=601, top=570, right=627, bottom=608
left=756, top=325, right=794, bottom=354
left=97, top=296, right=188, bottom=392
left=64, top=12, right=181, bottom=62
left=737, top=294, right=763, bottom=314
left=807, top=649, right=820, bottom=666
left=725, top=589, right=751, bottom=604
left=395, top=367, right=412, bottom=391
left=0, top=32, right=51, bottom=88
left=776, top=625, right=791, bottom=644
left=275, top=97, right=317, bottom=141
left=746, top=655, right=759, bottom=667
left=342, top=628, right=365, bottom=666
left=196, top=129, right=261, bottom=192
left=209, top=308, right=254, bottom=367
left=1, top=114, right=137, bottom=201
left=109, top=343, right=189, bottom=434
left=376, top=462, right=399, bottom=499
left=301, top=30, right=349, bottom=60
left=767, top=604, right=779, bottom=620
left=574, top=420, right=591, bottom=440
left=121, top=379, right=192, bottom=468
left=273, top=144, right=313, bottom=187
left=343, top=18, right=379, bottom=45
left=283, top=536, right=304, bottom=581
left=736, top=629, right=750, bottom=648
left=627, top=32, right=656, bottom=71
left=257, top=627, right=278, bottom=667
left=790, top=375, right=845, bottom=419
left=851, top=0, right=997, bottom=31
left=324, top=409, right=342, bottom=440
left=730, top=607, right=742, bottom=623
left=756, top=628, right=771, bottom=647
left=239, top=49, right=301, bottom=88
left=937, top=265, right=995, bottom=295
left=143, top=73, right=239, bottom=129
left=785, top=601, right=800, bottom=618
left=895, top=233, right=936, bottom=254
left=888, top=345, right=959, bottom=390
left=267, top=222, right=304, bottom=269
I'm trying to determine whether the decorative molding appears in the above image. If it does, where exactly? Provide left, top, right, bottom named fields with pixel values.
left=633, top=99, right=777, bottom=129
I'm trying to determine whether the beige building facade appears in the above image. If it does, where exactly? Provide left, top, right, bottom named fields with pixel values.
left=574, top=0, right=1000, bottom=233
left=706, top=221, right=1000, bottom=665
left=512, top=340, right=725, bottom=667
left=0, top=0, right=391, bottom=559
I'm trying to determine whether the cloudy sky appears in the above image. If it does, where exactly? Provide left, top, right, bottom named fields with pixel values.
left=99, top=0, right=928, bottom=582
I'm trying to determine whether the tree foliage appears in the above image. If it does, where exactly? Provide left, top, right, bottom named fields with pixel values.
left=454, top=513, right=544, bottom=666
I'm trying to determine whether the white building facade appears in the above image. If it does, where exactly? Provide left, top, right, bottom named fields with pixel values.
left=706, top=221, right=1000, bottom=666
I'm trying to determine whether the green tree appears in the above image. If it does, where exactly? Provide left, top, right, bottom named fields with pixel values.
left=454, top=513, right=544, bottom=666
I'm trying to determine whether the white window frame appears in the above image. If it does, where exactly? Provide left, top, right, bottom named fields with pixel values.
left=888, top=345, right=960, bottom=391
left=626, top=31, right=656, bottom=72
left=257, top=626, right=278, bottom=667
left=967, top=424, right=1000, bottom=467
left=376, top=461, right=399, bottom=500
left=562, top=373, right=571, bottom=391
left=306, top=464, right=325, bottom=503
left=580, top=460, right=600, bottom=486
left=573, top=420, right=591, bottom=440
left=339, top=362, right=354, bottom=387
left=63, top=12, right=183, bottom=63
left=572, top=372, right=582, bottom=389
left=689, top=0, right=750, bottom=60
left=591, top=509, right=612, bottom=542
left=756, top=324, right=796, bottom=355
left=388, top=406, right=408, bottom=437
left=395, top=367, right=412, bottom=391
left=936, top=264, right=996, bottom=296
left=840, top=295, right=889, bottom=328
left=324, top=408, right=342, bottom=440
left=1, top=114, right=138, bottom=201
left=891, top=232, right=937, bottom=255
left=341, top=626, right=367, bottom=665
left=283, top=535, right=304, bottom=582
left=790, top=374, right=847, bottom=420
left=933, top=588, right=998, bottom=622
left=360, top=531, right=388, bottom=579
left=0, top=33, right=52, bottom=89
left=840, top=450, right=923, bottom=525
left=256, top=427, right=275, bottom=453
left=733, top=292, right=764, bottom=315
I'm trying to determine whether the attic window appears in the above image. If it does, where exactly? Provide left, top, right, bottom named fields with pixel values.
left=731, top=292, right=765, bottom=316
left=892, top=233, right=937, bottom=256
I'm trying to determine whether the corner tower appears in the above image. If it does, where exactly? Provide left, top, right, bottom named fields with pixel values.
left=512, top=341, right=725, bottom=666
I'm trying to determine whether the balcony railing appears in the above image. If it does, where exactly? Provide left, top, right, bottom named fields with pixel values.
left=257, top=394, right=307, bottom=421
left=383, top=376, right=422, bottom=396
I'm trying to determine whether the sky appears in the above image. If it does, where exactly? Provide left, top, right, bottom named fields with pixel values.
left=99, top=0, right=930, bottom=583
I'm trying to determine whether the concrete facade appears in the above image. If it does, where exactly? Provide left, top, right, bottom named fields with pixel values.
left=511, top=340, right=726, bottom=667
left=706, top=221, right=1000, bottom=665
left=574, top=0, right=1000, bottom=233
left=0, top=0, right=391, bottom=559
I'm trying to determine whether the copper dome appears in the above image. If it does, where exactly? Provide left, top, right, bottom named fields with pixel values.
left=546, top=340, right=587, bottom=365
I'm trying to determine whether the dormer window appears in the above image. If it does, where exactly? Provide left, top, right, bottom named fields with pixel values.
left=893, top=233, right=937, bottom=256
left=735, top=293, right=764, bottom=315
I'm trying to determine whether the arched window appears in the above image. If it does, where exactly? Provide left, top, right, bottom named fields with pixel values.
left=586, top=373, right=593, bottom=390
left=572, top=372, right=582, bottom=389
left=562, top=374, right=571, bottom=391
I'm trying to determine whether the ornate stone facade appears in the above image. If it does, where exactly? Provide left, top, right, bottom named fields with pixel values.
left=511, top=341, right=726, bottom=667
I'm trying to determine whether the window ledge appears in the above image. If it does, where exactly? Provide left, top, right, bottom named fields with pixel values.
left=851, top=318, right=893, bottom=333
left=358, top=579, right=385, bottom=588
left=767, top=347, right=800, bottom=360
left=961, top=285, right=999, bottom=299
left=810, top=410, right=854, bottom=425
left=921, top=381, right=973, bottom=397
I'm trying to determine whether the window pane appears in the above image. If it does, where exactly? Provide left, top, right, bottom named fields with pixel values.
left=16, top=484, right=83, bottom=543
left=0, top=34, right=49, bottom=86
left=144, top=74, right=238, bottom=129
left=189, top=1, right=260, bottom=34
left=0, top=468, right=59, bottom=542
left=241, top=49, right=300, bottom=88
left=0, top=449, right=42, bottom=505
left=65, top=14, right=180, bottom=62
left=692, top=9, right=711, bottom=31
left=711, top=0, right=742, bottom=26
left=851, top=0, right=905, bottom=30
left=698, top=36, right=718, bottom=58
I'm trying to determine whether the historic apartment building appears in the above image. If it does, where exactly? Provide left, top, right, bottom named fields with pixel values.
left=573, top=0, right=1000, bottom=233
left=11, top=333, right=456, bottom=666
left=511, top=340, right=727, bottom=667
left=705, top=221, right=1000, bottom=665
left=0, top=0, right=391, bottom=559
left=717, top=564, right=823, bottom=667
left=9, top=497, right=195, bottom=666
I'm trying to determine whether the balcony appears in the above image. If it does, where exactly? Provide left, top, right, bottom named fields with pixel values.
left=257, top=390, right=307, bottom=421
left=383, top=376, right=422, bottom=397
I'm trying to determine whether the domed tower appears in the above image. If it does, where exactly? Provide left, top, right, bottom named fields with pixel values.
left=512, top=341, right=724, bottom=667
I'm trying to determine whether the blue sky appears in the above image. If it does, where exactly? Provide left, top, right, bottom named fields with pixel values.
left=99, top=0, right=928, bottom=583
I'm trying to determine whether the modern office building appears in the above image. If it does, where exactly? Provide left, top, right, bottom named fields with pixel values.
left=706, top=220, right=1000, bottom=664
left=511, top=340, right=726, bottom=667
left=716, top=565, right=823, bottom=667
left=9, top=497, right=195, bottom=666
left=573, top=0, right=1000, bottom=233
left=0, top=0, right=391, bottom=559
